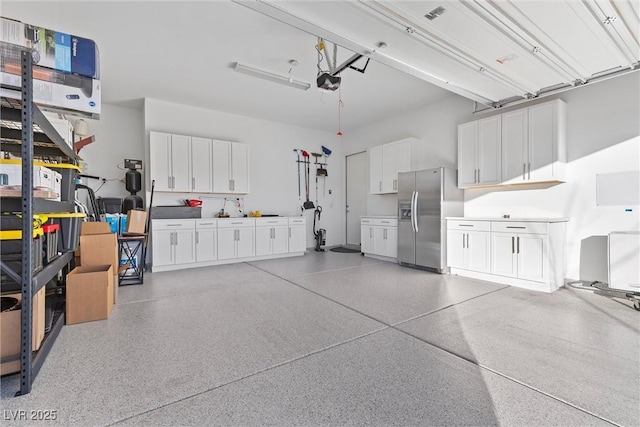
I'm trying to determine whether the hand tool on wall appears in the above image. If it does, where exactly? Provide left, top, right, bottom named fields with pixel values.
left=301, top=150, right=314, bottom=209
left=293, top=149, right=301, bottom=199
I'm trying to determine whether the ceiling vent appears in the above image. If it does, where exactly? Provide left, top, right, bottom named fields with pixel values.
left=425, top=6, right=446, bottom=21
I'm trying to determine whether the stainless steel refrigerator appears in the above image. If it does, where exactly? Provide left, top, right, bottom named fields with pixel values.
left=397, top=168, right=463, bottom=272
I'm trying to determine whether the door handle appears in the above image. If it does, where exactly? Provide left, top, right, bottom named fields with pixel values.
left=413, top=191, right=419, bottom=233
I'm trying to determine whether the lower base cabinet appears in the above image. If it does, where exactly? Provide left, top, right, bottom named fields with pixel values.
left=152, top=217, right=306, bottom=272
left=361, top=217, right=398, bottom=260
left=447, top=218, right=567, bottom=293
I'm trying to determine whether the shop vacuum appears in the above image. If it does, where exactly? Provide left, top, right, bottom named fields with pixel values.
left=313, top=206, right=326, bottom=252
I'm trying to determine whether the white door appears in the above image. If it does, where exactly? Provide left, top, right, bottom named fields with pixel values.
left=373, top=226, right=385, bottom=256
left=196, top=228, right=216, bottom=262
left=528, top=102, right=556, bottom=182
left=501, top=109, right=528, bottom=184
left=369, top=146, right=383, bottom=194
left=217, top=228, right=237, bottom=260
left=517, top=233, right=548, bottom=282
left=361, top=225, right=374, bottom=254
left=381, top=143, right=397, bottom=193
left=152, top=230, right=174, bottom=267
left=288, top=224, right=306, bottom=253
left=191, top=137, right=213, bottom=193
left=447, top=230, right=466, bottom=269
left=491, top=233, right=517, bottom=278
left=272, top=226, right=289, bottom=254
left=385, top=227, right=398, bottom=258
left=231, top=142, right=249, bottom=193
left=477, top=116, right=501, bottom=185
left=174, top=229, right=195, bottom=264
left=394, top=140, right=412, bottom=191
left=213, top=140, right=232, bottom=193
left=236, top=228, right=255, bottom=258
left=346, top=152, right=367, bottom=246
left=457, top=122, right=477, bottom=187
left=467, top=231, right=491, bottom=273
left=255, top=226, right=273, bottom=256
left=170, top=134, right=192, bottom=192
left=150, top=131, right=172, bottom=191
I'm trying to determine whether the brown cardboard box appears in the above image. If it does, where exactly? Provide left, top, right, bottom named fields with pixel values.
left=66, top=265, right=114, bottom=324
left=0, top=287, right=46, bottom=375
left=79, top=222, right=119, bottom=302
left=126, top=209, right=147, bottom=234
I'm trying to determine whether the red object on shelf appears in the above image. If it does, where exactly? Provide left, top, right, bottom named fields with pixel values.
left=185, top=199, right=202, bottom=207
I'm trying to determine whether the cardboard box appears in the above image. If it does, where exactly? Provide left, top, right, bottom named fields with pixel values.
left=126, top=209, right=147, bottom=234
left=1, top=18, right=100, bottom=79
left=43, top=112, right=74, bottom=148
left=78, top=221, right=119, bottom=302
left=1, top=70, right=101, bottom=118
left=66, top=264, right=113, bottom=325
left=1, top=287, right=46, bottom=375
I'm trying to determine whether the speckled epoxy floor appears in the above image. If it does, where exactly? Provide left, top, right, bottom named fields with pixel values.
left=1, top=250, right=638, bottom=426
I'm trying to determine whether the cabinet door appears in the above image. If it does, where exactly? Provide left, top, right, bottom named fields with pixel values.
left=170, top=134, right=192, bottom=192
left=517, top=233, right=548, bottom=282
left=447, top=230, right=466, bottom=269
left=217, top=228, right=237, bottom=260
left=191, top=137, right=213, bottom=193
left=213, top=140, right=232, bottom=193
left=467, top=231, right=491, bottom=273
left=361, top=225, right=374, bottom=254
left=231, top=142, right=249, bottom=194
left=385, top=227, right=398, bottom=258
left=174, top=229, right=195, bottom=264
left=150, top=131, right=172, bottom=192
left=381, top=143, right=396, bottom=193
left=528, top=102, right=556, bottom=182
left=151, top=230, right=174, bottom=267
left=196, top=228, right=216, bottom=262
left=288, top=225, right=306, bottom=253
left=373, top=226, right=386, bottom=256
left=272, top=226, right=289, bottom=254
left=491, top=233, right=517, bottom=278
left=236, top=228, right=255, bottom=258
left=501, top=109, right=528, bottom=184
left=369, top=146, right=383, bottom=194
left=255, top=226, right=273, bottom=256
left=457, top=122, right=477, bottom=187
left=477, top=116, right=501, bottom=185
left=395, top=140, right=412, bottom=176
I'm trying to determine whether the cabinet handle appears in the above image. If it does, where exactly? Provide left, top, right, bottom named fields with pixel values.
left=229, top=179, right=233, bottom=191
left=459, top=224, right=473, bottom=227
left=384, top=229, right=387, bottom=240
left=462, top=233, right=466, bottom=249
left=517, top=236, right=520, bottom=254
left=199, top=222, right=213, bottom=226
left=523, top=163, right=526, bottom=180
left=477, top=169, right=480, bottom=183
left=195, top=231, right=199, bottom=244
left=175, top=232, right=178, bottom=246
left=192, top=177, right=195, bottom=190
left=511, top=236, right=515, bottom=254
left=231, top=179, right=235, bottom=191
left=166, top=223, right=181, bottom=226
left=506, top=226, right=526, bottom=229
left=231, top=222, right=243, bottom=225
left=379, top=181, right=382, bottom=192
left=466, top=233, right=469, bottom=248
left=289, top=227, right=291, bottom=238
left=528, top=163, right=531, bottom=180
left=168, top=176, right=172, bottom=189
left=370, top=228, right=373, bottom=238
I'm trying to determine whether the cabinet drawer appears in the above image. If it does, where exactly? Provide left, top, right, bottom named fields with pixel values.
left=447, top=220, right=490, bottom=232
left=255, top=218, right=289, bottom=227
left=361, top=218, right=374, bottom=225
left=196, top=220, right=217, bottom=229
left=373, top=218, right=397, bottom=227
left=491, top=221, right=548, bottom=234
left=152, top=219, right=195, bottom=230
left=288, top=218, right=306, bottom=225
left=217, top=219, right=255, bottom=228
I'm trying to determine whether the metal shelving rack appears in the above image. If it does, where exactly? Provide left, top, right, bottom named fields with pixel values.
left=0, top=51, right=78, bottom=396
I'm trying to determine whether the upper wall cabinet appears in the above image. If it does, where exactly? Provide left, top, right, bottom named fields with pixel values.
left=458, top=116, right=502, bottom=188
left=150, top=131, right=249, bottom=194
left=369, top=138, right=416, bottom=194
left=458, top=99, right=567, bottom=189
left=150, top=131, right=192, bottom=192
left=212, top=140, right=249, bottom=194
left=502, top=99, right=567, bottom=185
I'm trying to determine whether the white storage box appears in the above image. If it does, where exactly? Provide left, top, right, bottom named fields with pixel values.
left=0, top=163, right=54, bottom=190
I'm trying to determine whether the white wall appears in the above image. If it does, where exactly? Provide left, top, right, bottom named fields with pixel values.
left=77, top=103, right=145, bottom=199
left=343, top=94, right=472, bottom=215
left=346, top=71, right=640, bottom=282
left=143, top=98, right=343, bottom=247
left=464, top=72, right=640, bottom=281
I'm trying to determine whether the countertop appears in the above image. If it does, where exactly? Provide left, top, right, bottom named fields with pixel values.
left=361, top=215, right=398, bottom=219
left=446, top=217, right=570, bottom=223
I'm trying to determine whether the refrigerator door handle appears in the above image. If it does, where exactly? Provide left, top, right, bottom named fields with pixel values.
left=411, top=191, right=419, bottom=233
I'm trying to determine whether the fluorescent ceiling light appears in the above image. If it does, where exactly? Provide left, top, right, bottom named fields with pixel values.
left=233, top=62, right=311, bottom=90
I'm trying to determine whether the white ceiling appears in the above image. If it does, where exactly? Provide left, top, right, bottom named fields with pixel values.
left=2, top=1, right=639, bottom=134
